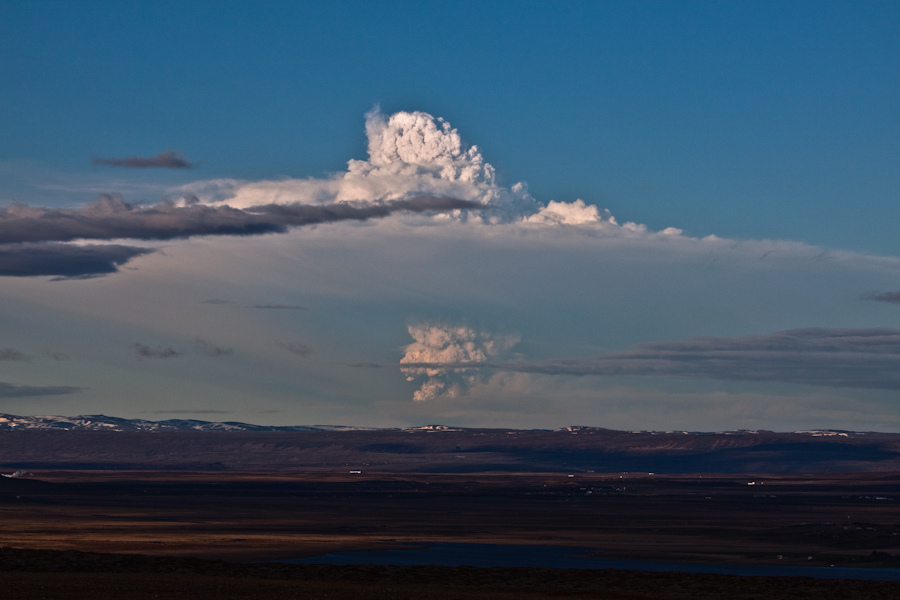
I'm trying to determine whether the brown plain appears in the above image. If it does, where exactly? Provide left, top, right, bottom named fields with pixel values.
left=3, top=427, right=900, bottom=598
left=3, top=470, right=900, bottom=599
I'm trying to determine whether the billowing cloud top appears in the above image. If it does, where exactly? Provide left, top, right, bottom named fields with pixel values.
left=187, top=109, right=687, bottom=236
left=185, top=109, right=535, bottom=219
left=175, top=110, right=649, bottom=233
left=3, top=108, right=900, bottom=426
left=401, top=323, right=520, bottom=401
left=1, top=109, right=693, bottom=279
left=359, top=109, right=495, bottom=185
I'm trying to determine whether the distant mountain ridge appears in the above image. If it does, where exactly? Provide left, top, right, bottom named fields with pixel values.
left=2, top=414, right=899, bottom=473
left=0, top=413, right=378, bottom=432
left=0, top=413, right=875, bottom=436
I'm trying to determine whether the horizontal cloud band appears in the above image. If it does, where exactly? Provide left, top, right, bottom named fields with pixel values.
left=862, top=291, right=900, bottom=305
left=394, top=328, right=900, bottom=391
left=0, top=194, right=480, bottom=244
left=92, top=150, right=195, bottom=169
left=0, top=194, right=478, bottom=277
left=0, top=243, right=154, bottom=278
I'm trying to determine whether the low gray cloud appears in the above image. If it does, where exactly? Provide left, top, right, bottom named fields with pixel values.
left=398, top=328, right=900, bottom=392
left=92, top=150, right=196, bottom=169
left=131, top=343, right=180, bottom=359
left=862, top=291, right=900, bottom=305
left=0, top=382, right=85, bottom=397
left=0, top=242, right=153, bottom=278
left=0, top=194, right=477, bottom=278
left=195, top=339, right=234, bottom=357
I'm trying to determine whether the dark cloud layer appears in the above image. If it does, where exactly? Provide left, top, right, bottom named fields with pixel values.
left=0, top=382, right=84, bottom=398
left=92, top=151, right=195, bottom=169
left=0, top=194, right=477, bottom=277
left=0, top=243, right=153, bottom=278
left=400, top=328, right=900, bottom=391
left=0, top=194, right=479, bottom=245
left=862, top=291, right=900, bottom=305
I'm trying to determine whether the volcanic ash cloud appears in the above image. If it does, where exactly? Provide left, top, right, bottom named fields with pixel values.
left=400, top=323, right=520, bottom=401
left=186, top=108, right=666, bottom=232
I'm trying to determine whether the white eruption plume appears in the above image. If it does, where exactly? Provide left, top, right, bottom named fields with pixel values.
left=180, top=107, right=685, bottom=236
left=400, top=323, right=520, bottom=401
left=191, top=108, right=536, bottom=219
left=358, top=108, right=495, bottom=185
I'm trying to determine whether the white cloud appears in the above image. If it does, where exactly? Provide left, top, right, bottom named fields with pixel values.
left=177, top=108, right=527, bottom=216
left=4, top=108, right=900, bottom=429
left=177, top=109, right=690, bottom=231
left=357, top=108, right=495, bottom=185
left=400, top=322, right=520, bottom=401
left=525, top=199, right=605, bottom=226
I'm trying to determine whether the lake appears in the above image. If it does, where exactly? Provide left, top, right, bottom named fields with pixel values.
left=286, top=542, right=900, bottom=582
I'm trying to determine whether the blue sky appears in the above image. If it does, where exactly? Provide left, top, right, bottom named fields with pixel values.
left=0, top=1, right=899, bottom=430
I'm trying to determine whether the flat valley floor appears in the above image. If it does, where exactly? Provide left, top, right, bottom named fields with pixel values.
left=3, top=471, right=900, bottom=598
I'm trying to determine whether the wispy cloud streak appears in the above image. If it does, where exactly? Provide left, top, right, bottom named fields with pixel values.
left=131, top=343, right=180, bottom=359
left=399, top=329, right=900, bottom=391
left=92, top=150, right=196, bottom=169
left=253, top=304, right=308, bottom=310
left=195, top=339, right=233, bottom=357
left=280, top=343, right=311, bottom=356
left=862, top=291, right=900, bottom=305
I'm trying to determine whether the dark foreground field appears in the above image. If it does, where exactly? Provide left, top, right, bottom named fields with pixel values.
left=4, top=546, right=900, bottom=600
left=3, top=470, right=900, bottom=597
